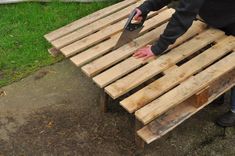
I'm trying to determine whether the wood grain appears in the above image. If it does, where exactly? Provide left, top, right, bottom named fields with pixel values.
left=135, top=52, right=235, bottom=125
left=105, top=29, right=224, bottom=99
left=44, top=0, right=139, bottom=42
left=121, top=36, right=235, bottom=113
left=137, top=68, right=235, bottom=144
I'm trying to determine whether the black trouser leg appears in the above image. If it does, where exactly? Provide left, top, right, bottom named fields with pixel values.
left=221, top=22, right=235, bottom=36
left=214, top=22, right=235, bottom=106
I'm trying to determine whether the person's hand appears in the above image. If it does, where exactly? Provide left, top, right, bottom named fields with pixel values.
left=133, top=45, right=155, bottom=61
left=133, top=8, right=143, bottom=23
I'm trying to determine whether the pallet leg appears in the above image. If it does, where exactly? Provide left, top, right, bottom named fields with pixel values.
left=48, top=47, right=61, bottom=57
left=135, top=118, right=145, bottom=149
left=100, top=91, right=109, bottom=113
left=193, top=86, right=209, bottom=108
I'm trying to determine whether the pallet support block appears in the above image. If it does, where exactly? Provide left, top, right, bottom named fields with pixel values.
left=100, top=90, right=110, bottom=113
left=137, top=68, right=235, bottom=144
left=194, top=86, right=209, bottom=108
left=48, top=47, right=61, bottom=57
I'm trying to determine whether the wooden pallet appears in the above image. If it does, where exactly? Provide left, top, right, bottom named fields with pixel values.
left=44, top=0, right=235, bottom=146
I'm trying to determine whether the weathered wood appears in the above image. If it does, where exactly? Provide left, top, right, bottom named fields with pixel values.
left=92, top=21, right=206, bottom=88
left=135, top=52, right=235, bottom=125
left=105, top=29, right=225, bottom=99
left=64, top=8, right=174, bottom=58
left=44, top=0, right=139, bottom=42
left=137, top=68, right=235, bottom=144
left=69, top=7, right=171, bottom=65
left=81, top=23, right=168, bottom=77
left=51, top=1, right=143, bottom=49
left=120, top=36, right=235, bottom=113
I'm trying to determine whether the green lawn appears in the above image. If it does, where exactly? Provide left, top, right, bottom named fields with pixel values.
left=0, top=0, right=120, bottom=87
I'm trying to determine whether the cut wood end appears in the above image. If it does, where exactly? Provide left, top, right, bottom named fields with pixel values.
left=51, top=40, right=63, bottom=50
left=44, top=34, right=52, bottom=42
left=92, top=77, right=105, bottom=88
left=81, top=66, right=93, bottom=77
left=48, top=48, right=61, bottom=57
left=137, top=128, right=158, bottom=144
left=135, top=111, right=148, bottom=125
left=70, top=57, right=80, bottom=67
left=104, top=86, right=118, bottom=99
left=120, top=100, right=135, bottom=113
left=60, top=47, right=74, bottom=58
left=70, top=55, right=87, bottom=67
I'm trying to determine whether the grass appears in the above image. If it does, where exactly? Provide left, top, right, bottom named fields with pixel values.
left=0, top=0, right=120, bottom=87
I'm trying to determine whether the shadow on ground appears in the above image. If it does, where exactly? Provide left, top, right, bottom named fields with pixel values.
left=0, top=60, right=234, bottom=156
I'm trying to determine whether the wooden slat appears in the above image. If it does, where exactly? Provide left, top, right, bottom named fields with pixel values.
left=44, top=0, right=139, bottom=42
left=51, top=1, right=142, bottom=49
left=63, top=8, right=174, bottom=58
left=162, top=65, right=178, bottom=75
left=61, top=18, right=128, bottom=56
left=70, top=7, right=170, bottom=66
left=138, top=98, right=197, bottom=144
left=135, top=52, right=235, bottom=125
left=71, top=33, right=122, bottom=67
left=105, top=29, right=225, bottom=99
left=120, top=36, right=235, bottom=113
left=138, top=68, right=235, bottom=144
left=93, top=21, right=206, bottom=88
left=81, top=22, right=169, bottom=77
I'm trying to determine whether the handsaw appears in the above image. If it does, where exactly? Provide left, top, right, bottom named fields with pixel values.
left=114, top=9, right=147, bottom=49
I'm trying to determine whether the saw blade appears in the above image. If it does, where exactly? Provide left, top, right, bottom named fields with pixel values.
left=114, top=26, right=144, bottom=49
left=114, top=9, right=146, bottom=49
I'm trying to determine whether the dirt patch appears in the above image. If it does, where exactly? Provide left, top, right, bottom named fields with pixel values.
left=0, top=105, right=136, bottom=155
left=0, top=60, right=234, bottom=155
left=34, top=70, right=50, bottom=80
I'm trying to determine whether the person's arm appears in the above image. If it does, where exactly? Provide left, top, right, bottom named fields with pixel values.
left=151, top=0, right=205, bottom=55
left=137, top=0, right=172, bottom=16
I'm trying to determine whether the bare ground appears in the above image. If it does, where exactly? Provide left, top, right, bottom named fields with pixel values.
left=0, top=60, right=234, bottom=156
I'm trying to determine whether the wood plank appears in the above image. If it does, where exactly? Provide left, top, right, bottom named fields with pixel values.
left=62, top=8, right=174, bottom=58
left=137, top=68, right=235, bottom=144
left=44, top=0, right=139, bottom=42
left=162, top=65, right=178, bottom=75
left=135, top=52, right=235, bottom=125
left=105, top=29, right=225, bottom=99
left=51, top=1, right=142, bottom=49
left=93, top=21, right=206, bottom=88
left=81, top=22, right=169, bottom=77
left=120, top=36, right=235, bottom=113
left=70, top=7, right=170, bottom=66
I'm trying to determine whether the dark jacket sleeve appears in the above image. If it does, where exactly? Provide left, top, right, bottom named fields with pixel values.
left=151, top=0, right=205, bottom=55
left=138, top=0, right=172, bottom=15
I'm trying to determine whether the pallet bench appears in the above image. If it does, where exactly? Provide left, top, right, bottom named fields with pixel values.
left=44, top=0, right=235, bottom=146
